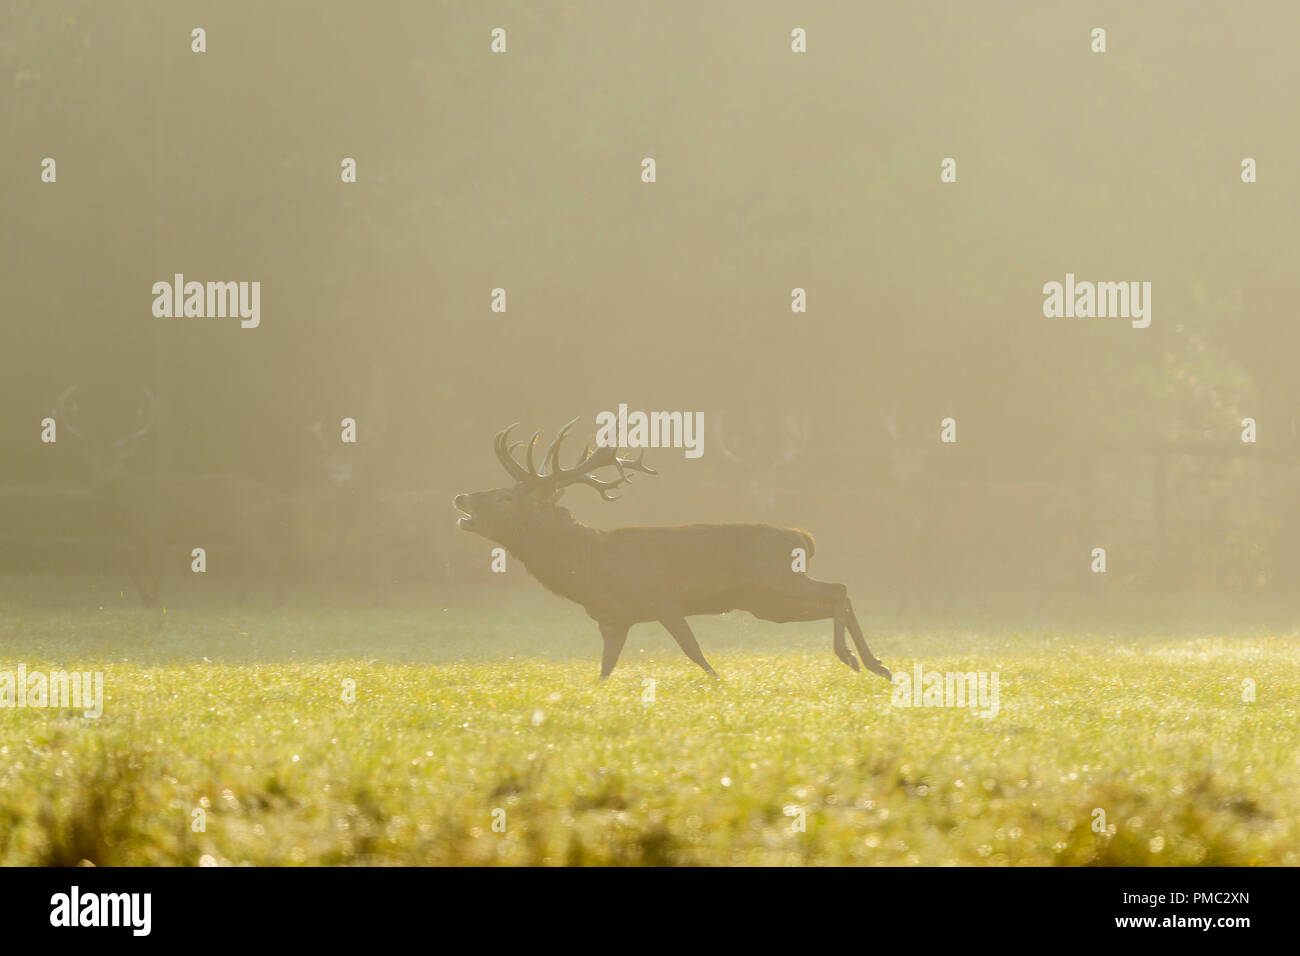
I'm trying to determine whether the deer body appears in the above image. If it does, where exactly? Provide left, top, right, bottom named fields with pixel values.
left=455, top=419, right=891, bottom=681
left=503, top=514, right=812, bottom=618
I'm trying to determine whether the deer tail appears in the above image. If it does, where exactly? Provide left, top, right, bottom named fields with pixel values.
left=794, top=528, right=815, bottom=558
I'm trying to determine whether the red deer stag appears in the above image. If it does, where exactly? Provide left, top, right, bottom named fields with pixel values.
left=453, top=419, right=892, bottom=681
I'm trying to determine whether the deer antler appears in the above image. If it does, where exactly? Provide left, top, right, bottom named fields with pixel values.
left=494, top=418, right=657, bottom=500
left=494, top=423, right=533, bottom=482
left=553, top=444, right=658, bottom=501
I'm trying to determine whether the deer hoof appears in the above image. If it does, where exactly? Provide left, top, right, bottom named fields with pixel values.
left=838, top=651, right=861, bottom=671
left=867, top=660, right=893, bottom=682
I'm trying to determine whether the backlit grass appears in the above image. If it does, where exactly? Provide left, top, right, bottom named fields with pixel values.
left=1, top=576, right=1296, bottom=865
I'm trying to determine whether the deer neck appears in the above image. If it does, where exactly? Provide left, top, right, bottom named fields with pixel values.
left=503, top=508, right=603, bottom=600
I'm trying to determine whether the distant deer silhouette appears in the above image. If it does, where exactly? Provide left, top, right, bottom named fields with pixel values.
left=454, top=418, right=892, bottom=681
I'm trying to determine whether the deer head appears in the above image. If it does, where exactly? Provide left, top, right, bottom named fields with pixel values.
left=454, top=418, right=656, bottom=545
left=54, top=385, right=156, bottom=481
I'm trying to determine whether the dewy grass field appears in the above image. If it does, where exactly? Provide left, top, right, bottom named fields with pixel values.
left=1, top=575, right=1296, bottom=867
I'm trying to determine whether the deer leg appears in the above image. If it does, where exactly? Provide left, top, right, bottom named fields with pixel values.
left=598, top=621, right=629, bottom=680
left=657, top=610, right=720, bottom=678
left=798, top=580, right=860, bottom=671
left=830, top=585, right=859, bottom=671
left=746, top=580, right=862, bottom=672
left=845, top=597, right=891, bottom=681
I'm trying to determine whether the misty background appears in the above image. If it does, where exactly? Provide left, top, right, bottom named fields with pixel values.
left=3, top=1, right=1299, bottom=607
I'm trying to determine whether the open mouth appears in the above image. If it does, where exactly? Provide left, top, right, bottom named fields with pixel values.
left=453, top=494, right=475, bottom=530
